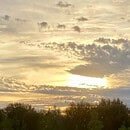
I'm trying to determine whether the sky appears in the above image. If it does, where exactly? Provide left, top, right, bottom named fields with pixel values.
left=0, top=0, right=130, bottom=109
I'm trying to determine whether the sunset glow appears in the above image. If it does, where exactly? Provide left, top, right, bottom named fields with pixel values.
left=68, top=75, right=107, bottom=88
left=0, top=0, right=130, bottom=109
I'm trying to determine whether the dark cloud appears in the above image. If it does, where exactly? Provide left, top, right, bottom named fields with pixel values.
left=94, top=38, right=129, bottom=44
left=68, top=63, right=127, bottom=77
left=56, top=1, right=72, bottom=8
left=57, top=24, right=66, bottom=29
left=15, top=18, right=28, bottom=23
left=0, top=15, right=10, bottom=21
left=72, top=26, right=81, bottom=32
left=94, top=38, right=111, bottom=44
left=0, top=14, right=33, bottom=34
left=77, top=17, right=88, bottom=22
left=68, top=42, right=130, bottom=77
left=25, top=39, right=130, bottom=77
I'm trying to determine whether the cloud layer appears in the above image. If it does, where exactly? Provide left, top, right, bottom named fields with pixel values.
left=23, top=39, right=130, bottom=78
left=1, top=76, right=130, bottom=109
left=0, top=0, right=130, bottom=109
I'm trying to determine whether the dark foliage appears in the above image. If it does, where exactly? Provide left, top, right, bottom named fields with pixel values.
left=0, top=99, right=129, bottom=130
left=97, top=99, right=128, bottom=130
left=65, top=102, right=91, bottom=130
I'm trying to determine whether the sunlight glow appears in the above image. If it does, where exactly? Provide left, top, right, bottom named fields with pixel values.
left=68, top=74, right=108, bottom=89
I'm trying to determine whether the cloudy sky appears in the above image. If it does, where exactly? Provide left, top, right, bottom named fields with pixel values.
left=0, top=0, right=130, bottom=109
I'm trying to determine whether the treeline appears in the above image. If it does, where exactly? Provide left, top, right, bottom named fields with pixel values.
left=0, top=99, right=130, bottom=130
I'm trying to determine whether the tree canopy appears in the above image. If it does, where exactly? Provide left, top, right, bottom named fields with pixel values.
left=0, top=98, right=130, bottom=130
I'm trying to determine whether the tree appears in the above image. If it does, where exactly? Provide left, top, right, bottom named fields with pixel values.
left=65, top=102, right=91, bottom=130
left=0, top=119, right=13, bottom=130
left=87, top=110, right=103, bottom=130
left=0, top=109, right=5, bottom=123
left=24, top=110, right=43, bottom=130
left=97, top=99, right=128, bottom=130
left=0, top=99, right=129, bottom=130
left=5, top=103, right=34, bottom=130
left=43, top=107, right=63, bottom=130
left=118, top=125, right=130, bottom=130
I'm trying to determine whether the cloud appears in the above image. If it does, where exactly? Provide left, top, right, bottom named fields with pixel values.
left=0, top=56, right=55, bottom=63
left=0, top=77, right=106, bottom=109
left=94, top=38, right=129, bottom=45
left=68, top=42, right=130, bottom=77
left=0, top=15, right=34, bottom=34
left=68, top=62, right=128, bottom=77
left=0, top=76, right=103, bottom=109
left=0, top=77, right=28, bottom=92
left=1, top=76, right=130, bottom=109
left=0, top=55, right=64, bottom=70
left=26, top=39, right=130, bottom=77
left=72, top=26, right=81, bottom=32
left=0, top=15, right=10, bottom=21
left=56, top=1, right=72, bottom=8
left=77, top=17, right=88, bottom=22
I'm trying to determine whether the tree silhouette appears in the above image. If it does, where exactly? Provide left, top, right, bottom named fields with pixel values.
left=87, top=110, right=103, bottom=130
left=65, top=102, right=91, bottom=130
left=0, top=99, right=129, bottom=130
left=97, top=99, right=128, bottom=130
left=43, top=107, right=63, bottom=130
left=5, top=103, right=34, bottom=130
left=118, top=125, right=130, bottom=130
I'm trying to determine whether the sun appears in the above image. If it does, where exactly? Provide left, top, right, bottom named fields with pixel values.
left=68, top=74, right=107, bottom=89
